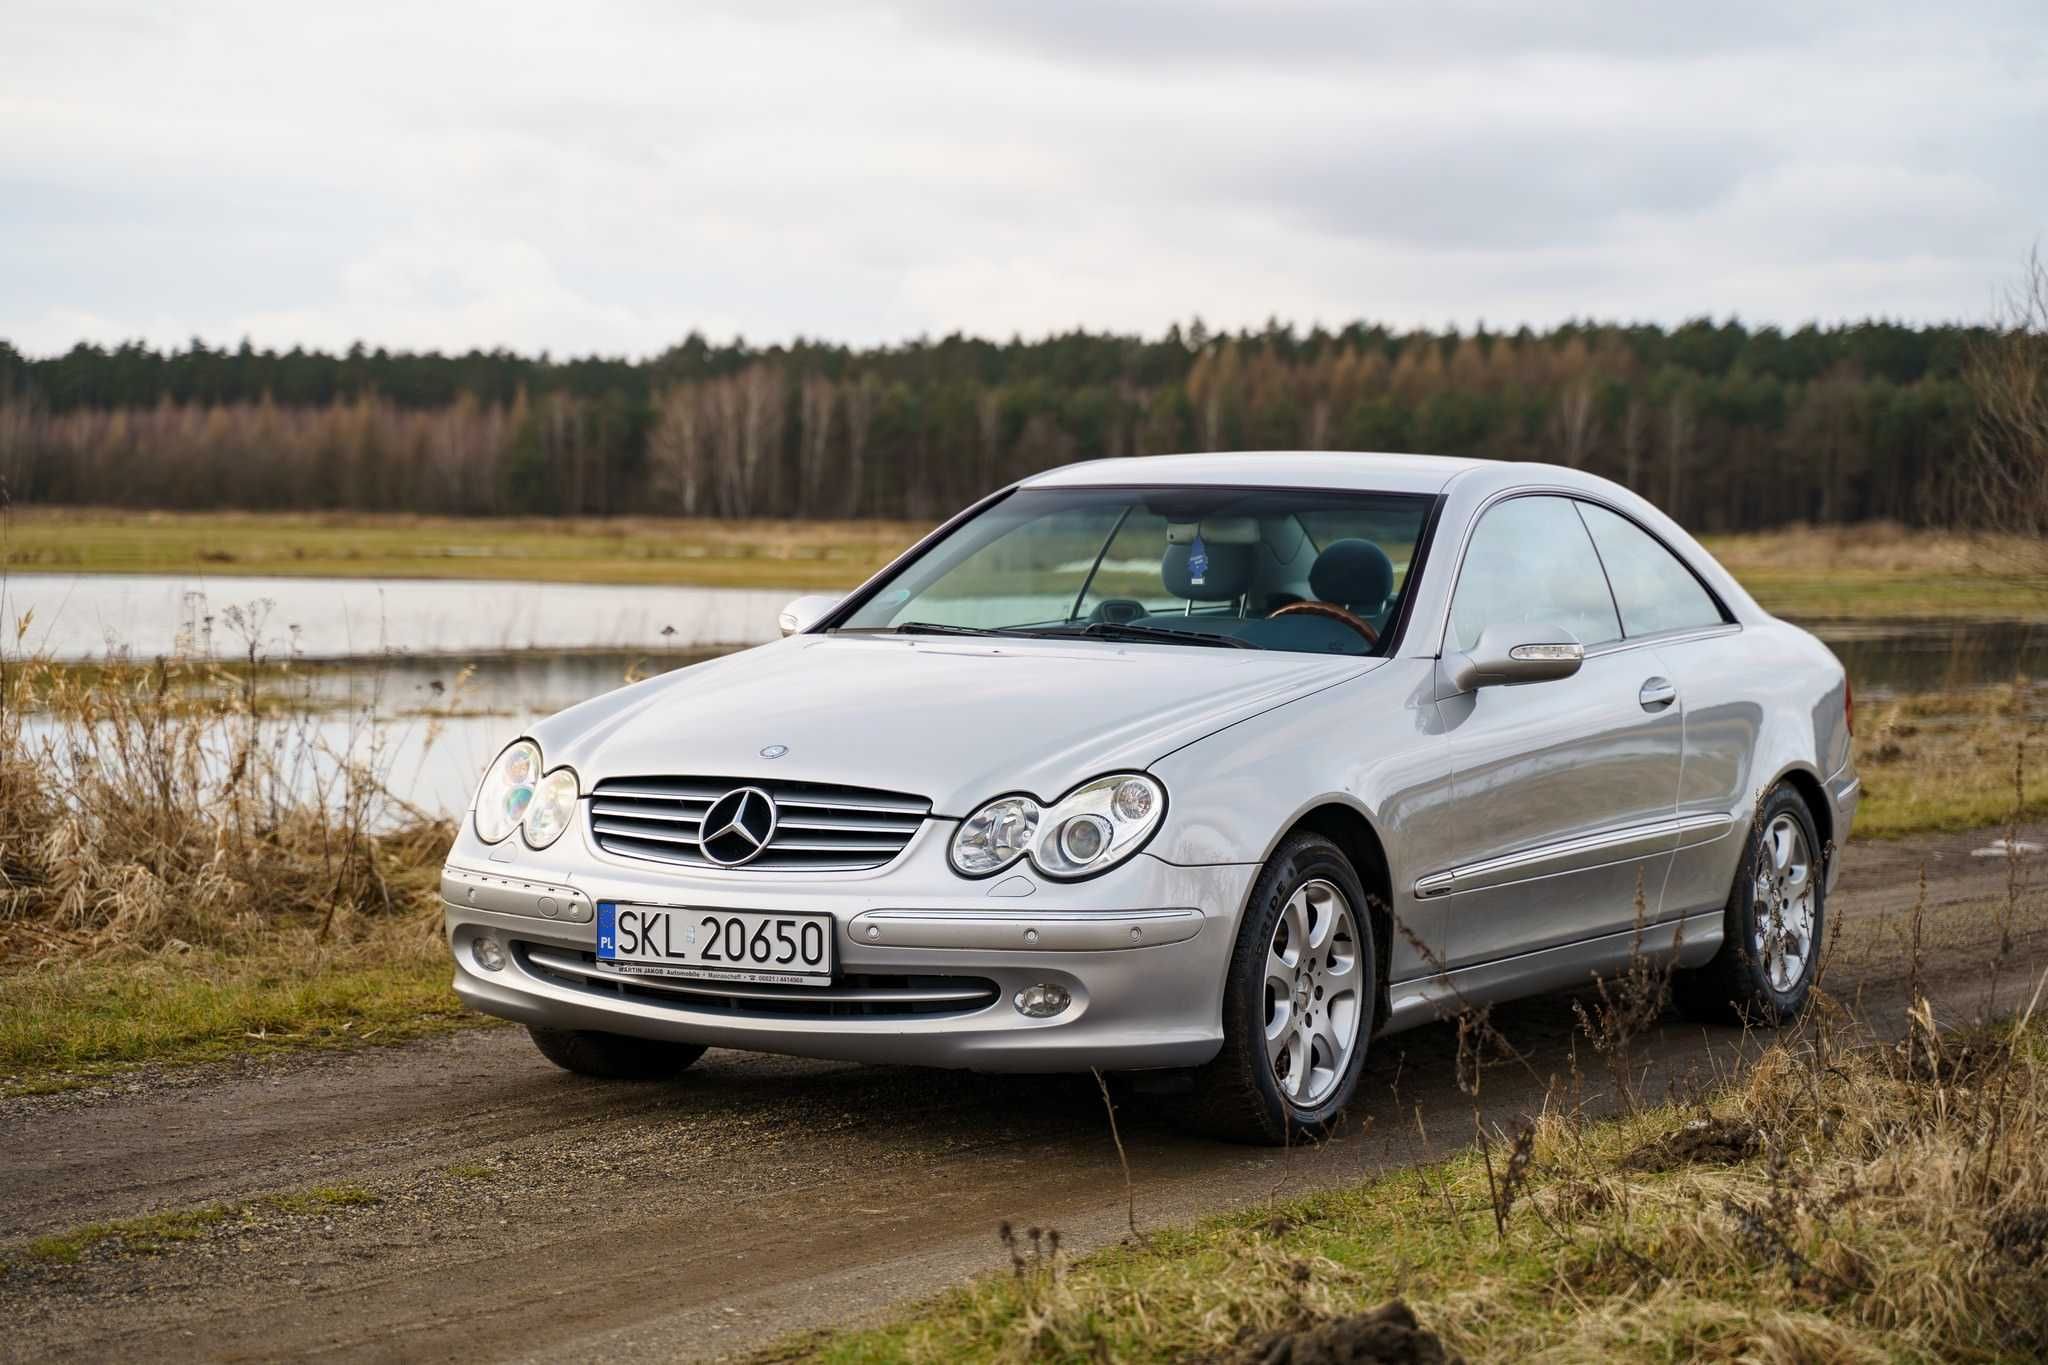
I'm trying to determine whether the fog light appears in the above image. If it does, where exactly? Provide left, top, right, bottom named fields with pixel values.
left=1013, top=982, right=1071, bottom=1018
left=473, top=936, right=507, bottom=972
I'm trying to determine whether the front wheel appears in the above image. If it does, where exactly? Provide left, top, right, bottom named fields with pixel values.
left=1674, top=784, right=1826, bottom=1026
left=1175, top=834, right=1376, bottom=1144
left=527, top=1025, right=707, bottom=1080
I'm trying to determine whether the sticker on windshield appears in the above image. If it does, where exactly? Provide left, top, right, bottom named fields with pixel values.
left=1188, top=534, right=1208, bottom=586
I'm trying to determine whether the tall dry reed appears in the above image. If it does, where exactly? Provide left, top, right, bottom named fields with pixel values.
left=0, top=606, right=450, bottom=963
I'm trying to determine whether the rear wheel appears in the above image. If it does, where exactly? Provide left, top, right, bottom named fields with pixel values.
left=1175, top=834, right=1375, bottom=1144
left=1674, top=784, right=1825, bottom=1026
left=526, top=1025, right=707, bottom=1080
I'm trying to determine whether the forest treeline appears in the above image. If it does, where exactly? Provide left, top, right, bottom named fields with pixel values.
left=0, top=319, right=1986, bottom=529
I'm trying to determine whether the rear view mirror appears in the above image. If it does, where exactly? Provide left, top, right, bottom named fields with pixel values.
left=777, top=594, right=839, bottom=637
left=1445, top=623, right=1585, bottom=691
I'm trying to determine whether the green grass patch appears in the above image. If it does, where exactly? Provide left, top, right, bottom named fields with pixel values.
left=0, top=951, right=486, bottom=1097
left=3, top=1184, right=379, bottom=1274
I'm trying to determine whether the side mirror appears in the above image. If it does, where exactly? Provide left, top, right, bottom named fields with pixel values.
left=1445, top=623, right=1585, bottom=691
left=777, top=594, right=839, bottom=637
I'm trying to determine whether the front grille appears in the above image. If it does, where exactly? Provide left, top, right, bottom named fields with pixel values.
left=516, top=943, right=997, bottom=1019
left=588, top=776, right=930, bottom=872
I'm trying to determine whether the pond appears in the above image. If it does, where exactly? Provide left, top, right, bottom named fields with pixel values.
left=0, top=574, right=795, bottom=661
left=5, top=572, right=2042, bottom=816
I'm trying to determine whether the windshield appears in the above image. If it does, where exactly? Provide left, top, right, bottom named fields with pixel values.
left=837, top=486, right=1435, bottom=656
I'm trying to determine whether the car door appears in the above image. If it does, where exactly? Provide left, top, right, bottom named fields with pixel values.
left=1429, top=494, right=1683, bottom=970
left=1575, top=500, right=1753, bottom=921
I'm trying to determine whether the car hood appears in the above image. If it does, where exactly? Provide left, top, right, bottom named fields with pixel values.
left=533, top=633, right=1378, bottom=815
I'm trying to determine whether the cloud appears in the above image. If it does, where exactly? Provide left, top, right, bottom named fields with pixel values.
left=0, top=0, right=2042, bottom=356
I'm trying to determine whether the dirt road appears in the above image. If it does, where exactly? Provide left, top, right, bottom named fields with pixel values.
left=3, top=824, right=2043, bottom=1363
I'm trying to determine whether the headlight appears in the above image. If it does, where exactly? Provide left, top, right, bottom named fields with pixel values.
left=521, top=766, right=581, bottom=849
left=474, top=740, right=541, bottom=844
left=949, top=773, right=1165, bottom=881
left=951, top=795, right=1040, bottom=875
left=472, top=740, right=580, bottom=848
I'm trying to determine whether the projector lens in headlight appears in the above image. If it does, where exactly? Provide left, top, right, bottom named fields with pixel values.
left=1057, top=814, right=1111, bottom=864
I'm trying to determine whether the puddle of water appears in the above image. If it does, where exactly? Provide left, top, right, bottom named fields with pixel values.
left=0, top=574, right=798, bottom=660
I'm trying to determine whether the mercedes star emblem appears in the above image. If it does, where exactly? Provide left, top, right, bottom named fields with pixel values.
left=698, top=786, right=779, bottom=866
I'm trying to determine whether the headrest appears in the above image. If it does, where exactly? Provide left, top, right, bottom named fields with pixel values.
left=1309, top=539, right=1394, bottom=612
left=1165, top=517, right=1260, bottom=546
left=1163, top=537, right=1253, bottom=601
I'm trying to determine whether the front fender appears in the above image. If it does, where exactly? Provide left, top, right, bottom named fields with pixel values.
left=1145, top=659, right=1456, bottom=984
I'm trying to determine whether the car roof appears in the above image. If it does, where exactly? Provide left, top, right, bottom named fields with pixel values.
left=1021, top=450, right=1488, bottom=496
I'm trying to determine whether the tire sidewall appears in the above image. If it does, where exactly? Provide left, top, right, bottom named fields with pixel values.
left=1735, top=788, right=1826, bottom=1019
left=1228, top=835, right=1377, bottom=1138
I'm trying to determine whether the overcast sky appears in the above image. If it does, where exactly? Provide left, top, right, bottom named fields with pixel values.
left=4, top=0, right=2044, bottom=358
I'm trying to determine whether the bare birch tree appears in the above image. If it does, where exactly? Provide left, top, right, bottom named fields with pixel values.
left=840, top=374, right=878, bottom=518
left=1553, top=379, right=1599, bottom=469
left=1664, top=392, right=1693, bottom=518
left=798, top=375, right=836, bottom=518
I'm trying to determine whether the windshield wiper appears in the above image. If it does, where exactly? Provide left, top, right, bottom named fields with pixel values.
left=887, top=621, right=1016, bottom=638
left=1071, top=622, right=1262, bottom=650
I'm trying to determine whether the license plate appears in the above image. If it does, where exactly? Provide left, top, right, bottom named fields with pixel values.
left=595, top=903, right=834, bottom=987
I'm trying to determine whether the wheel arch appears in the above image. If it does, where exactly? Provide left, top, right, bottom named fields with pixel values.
left=1769, top=763, right=1835, bottom=866
left=1283, top=801, right=1395, bottom=1036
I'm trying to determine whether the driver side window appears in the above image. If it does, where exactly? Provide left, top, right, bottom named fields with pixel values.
left=1450, top=496, right=1622, bottom=652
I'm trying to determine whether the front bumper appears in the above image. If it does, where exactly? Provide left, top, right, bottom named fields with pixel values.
left=442, top=816, right=1254, bottom=1072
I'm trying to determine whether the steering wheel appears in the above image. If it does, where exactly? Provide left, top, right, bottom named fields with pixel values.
left=1270, top=601, right=1378, bottom=644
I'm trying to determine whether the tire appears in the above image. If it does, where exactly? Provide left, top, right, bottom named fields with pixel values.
left=1174, top=833, right=1377, bottom=1145
left=1674, top=784, right=1826, bottom=1027
left=526, top=1025, right=707, bottom=1080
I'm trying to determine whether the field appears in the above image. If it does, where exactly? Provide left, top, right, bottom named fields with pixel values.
left=0, top=507, right=930, bottom=590
left=5, top=508, right=2048, bottom=621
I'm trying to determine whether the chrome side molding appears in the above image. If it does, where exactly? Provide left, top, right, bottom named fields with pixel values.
left=1415, top=813, right=1734, bottom=899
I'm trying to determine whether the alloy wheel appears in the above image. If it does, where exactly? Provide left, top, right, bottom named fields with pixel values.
left=1752, top=812, right=1817, bottom=993
left=1263, top=878, right=1364, bottom=1107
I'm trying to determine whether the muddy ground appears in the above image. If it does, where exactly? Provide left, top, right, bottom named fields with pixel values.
left=2, top=823, right=2043, bottom=1364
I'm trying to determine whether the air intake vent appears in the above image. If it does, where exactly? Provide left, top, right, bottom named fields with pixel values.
left=588, top=776, right=930, bottom=872
left=517, top=943, right=996, bottom=1018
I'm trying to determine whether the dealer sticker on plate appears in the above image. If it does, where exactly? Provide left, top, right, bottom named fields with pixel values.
left=596, top=902, right=834, bottom=987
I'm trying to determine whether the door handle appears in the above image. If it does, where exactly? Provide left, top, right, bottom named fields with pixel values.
left=1639, top=677, right=1677, bottom=710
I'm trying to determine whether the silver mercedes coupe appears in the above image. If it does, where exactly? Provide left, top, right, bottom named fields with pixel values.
left=442, top=452, right=1857, bottom=1143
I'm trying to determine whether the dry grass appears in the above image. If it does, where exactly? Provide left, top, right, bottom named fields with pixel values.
left=1855, top=682, right=2048, bottom=837
left=805, top=1000, right=2048, bottom=1365
left=1701, top=523, right=2048, bottom=621
left=1702, top=522, right=2031, bottom=576
left=0, top=635, right=448, bottom=964
left=0, top=506, right=928, bottom=589
left=0, top=600, right=466, bottom=1088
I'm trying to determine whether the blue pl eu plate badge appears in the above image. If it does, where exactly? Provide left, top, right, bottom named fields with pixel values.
left=1188, top=533, right=1208, bottom=587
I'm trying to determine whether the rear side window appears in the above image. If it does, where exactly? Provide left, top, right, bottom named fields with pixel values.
left=1450, top=495, right=1621, bottom=652
left=1576, top=502, right=1727, bottom=637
